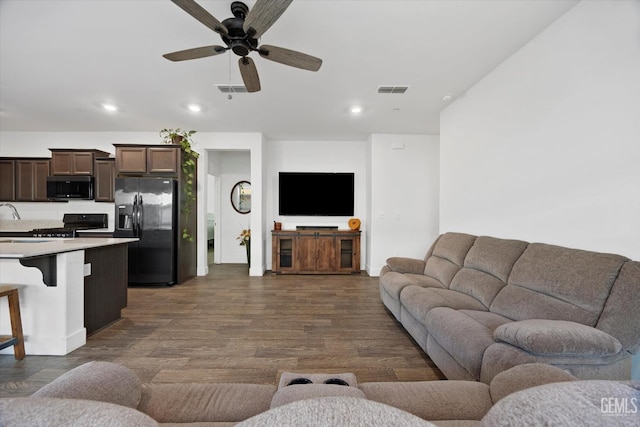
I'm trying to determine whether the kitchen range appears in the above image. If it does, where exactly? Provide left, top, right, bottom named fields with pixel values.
left=30, top=213, right=108, bottom=238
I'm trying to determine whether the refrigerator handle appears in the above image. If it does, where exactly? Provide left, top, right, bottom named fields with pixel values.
left=133, top=194, right=138, bottom=236
left=138, top=195, right=143, bottom=238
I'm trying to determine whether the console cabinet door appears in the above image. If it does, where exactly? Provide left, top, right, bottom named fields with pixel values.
left=296, top=233, right=318, bottom=272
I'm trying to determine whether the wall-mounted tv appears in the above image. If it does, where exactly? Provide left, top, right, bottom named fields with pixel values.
left=279, top=172, right=354, bottom=216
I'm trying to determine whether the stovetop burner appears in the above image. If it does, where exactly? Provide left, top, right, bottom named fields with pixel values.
left=30, top=213, right=108, bottom=238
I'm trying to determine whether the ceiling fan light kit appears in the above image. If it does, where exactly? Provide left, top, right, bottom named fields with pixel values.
left=164, top=0, right=322, bottom=93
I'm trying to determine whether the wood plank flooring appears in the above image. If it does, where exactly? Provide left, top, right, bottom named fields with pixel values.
left=0, top=264, right=443, bottom=397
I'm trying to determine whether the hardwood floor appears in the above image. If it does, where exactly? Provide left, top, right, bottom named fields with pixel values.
left=0, top=265, right=443, bottom=397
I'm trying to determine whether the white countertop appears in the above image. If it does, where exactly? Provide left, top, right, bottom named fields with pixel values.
left=0, top=237, right=138, bottom=259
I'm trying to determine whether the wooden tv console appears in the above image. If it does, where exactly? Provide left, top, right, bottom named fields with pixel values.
left=271, top=229, right=361, bottom=274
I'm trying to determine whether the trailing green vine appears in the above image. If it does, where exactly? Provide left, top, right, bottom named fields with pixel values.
left=160, top=128, right=199, bottom=241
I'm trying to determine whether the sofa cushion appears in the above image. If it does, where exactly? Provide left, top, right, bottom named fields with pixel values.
left=360, top=380, right=492, bottom=421
left=0, top=397, right=158, bottom=427
left=425, top=308, right=512, bottom=380
left=271, top=384, right=366, bottom=408
left=138, top=383, right=276, bottom=423
left=480, top=380, right=640, bottom=427
left=491, top=243, right=628, bottom=326
left=423, top=233, right=477, bottom=287
left=238, top=396, right=436, bottom=427
left=494, top=319, right=622, bottom=357
left=401, top=287, right=488, bottom=323
left=448, top=237, right=528, bottom=307
left=382, top=272, right=446, bottom=301
left=32, top=361, right=142, bottom=409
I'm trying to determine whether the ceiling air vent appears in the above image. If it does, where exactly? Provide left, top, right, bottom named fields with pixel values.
left=377, top=85, right=409, bottom=94
left=216, top=85, right=248, bottom=93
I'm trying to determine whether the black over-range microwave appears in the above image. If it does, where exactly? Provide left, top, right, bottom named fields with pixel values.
left=46, top=176, right=94, bottom=200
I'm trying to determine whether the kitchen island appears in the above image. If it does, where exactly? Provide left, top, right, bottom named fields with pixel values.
left=0, top=237, right=137, bottom=356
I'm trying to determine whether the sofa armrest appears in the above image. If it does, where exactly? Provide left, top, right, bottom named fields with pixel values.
left=494, top=320, right=622, bottom=357
left=385, top=257, right=426, bottom=274
left=31, top=361, right=142, bottom=409
left=488, top=363, right=577, bottom=403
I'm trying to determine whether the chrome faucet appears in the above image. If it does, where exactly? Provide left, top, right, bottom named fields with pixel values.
left=0, top=203, right=21, bottom=220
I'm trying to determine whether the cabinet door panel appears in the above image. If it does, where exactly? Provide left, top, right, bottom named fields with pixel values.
left=116, top=147, right=147, bottom=173
left=0, top=160, right=15, bottom=201
left=95, top=159, right=115, bottom=202
left=33, top=160, right=50, bottom=201
left=72, top=153, right=94, bottom=175
left=15, top=161, right=34, bottom=201
left=148, top=147, right=179, bottom=174
left=51, top=152, right=73, bottom=175
left=316, top=235, right=336, bottom=271
left=296, top=234, right=317, bottom=272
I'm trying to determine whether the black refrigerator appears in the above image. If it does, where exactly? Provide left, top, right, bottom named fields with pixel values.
left=114, top=177, right=178, bottom=286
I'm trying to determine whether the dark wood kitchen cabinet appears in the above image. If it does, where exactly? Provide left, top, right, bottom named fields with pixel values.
left=84, top=243, right=128, bottom=336
left=94, top=157, right=115, bottom=202
left=114, top=145, right=179, bottom=175
left=272, top=229, right=361, bottom=274
left=1, top=158, right=50, bottom=202
left=15, top=159, right=50, bottom=201
left=49, top=149, right=110, bottom=176
left=0, top=159, right=16, bottom=201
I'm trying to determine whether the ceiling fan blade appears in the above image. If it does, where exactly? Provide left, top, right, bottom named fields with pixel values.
left=238, top=57, right=261, bottom=93
left=258, top=45, right=322, bottom=72
left=163, top=45, right=227, bottom=61
left=171, top=0, right=228, bottom=35
left=243, top=0, right=293, bottom=39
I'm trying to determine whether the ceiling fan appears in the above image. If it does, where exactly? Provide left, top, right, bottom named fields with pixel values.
left=163, top=0, right=322, bottom=93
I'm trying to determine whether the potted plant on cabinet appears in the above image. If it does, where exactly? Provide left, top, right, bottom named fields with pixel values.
left=160, top=128, right=199, bottom=241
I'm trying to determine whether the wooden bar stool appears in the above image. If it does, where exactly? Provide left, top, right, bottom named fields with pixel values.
left=0, top=286, right=25, bottom=360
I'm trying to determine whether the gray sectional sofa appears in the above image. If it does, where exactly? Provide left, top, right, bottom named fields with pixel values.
left=2, top=361, right=639, bottom=426
left=379, top=232, right=640, bottom=383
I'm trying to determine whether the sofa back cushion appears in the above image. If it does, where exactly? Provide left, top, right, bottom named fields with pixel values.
left=449, top=236, right=528, bottom=308
left=490, top=243, right=628, bottom=326
left=423, top=233, right=476, bottom=288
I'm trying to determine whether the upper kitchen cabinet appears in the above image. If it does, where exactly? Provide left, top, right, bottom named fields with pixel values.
left=0, top=158, right=50, bottom=202
left=114, top=144, right=180, bottom=176
left=0, top=159, right=16, bottom=201
left=49, top=149, right=110, bottom=176
left=94, top=157, right=115, bottom=202
left=16, top=159, right=50, bottom=201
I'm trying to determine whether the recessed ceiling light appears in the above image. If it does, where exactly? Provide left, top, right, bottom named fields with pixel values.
left=350, top=106, right=363, bottom=114
left=187, top=104, right=201, bottom=113
left=102, top=103, right=118, bottom=112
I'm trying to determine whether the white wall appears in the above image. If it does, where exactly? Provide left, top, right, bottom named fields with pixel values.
left=440, top=0, right=640, bottom=380
left=367, top=134, right=440, bottom=275
left=264, top=140, right=367, bottom=269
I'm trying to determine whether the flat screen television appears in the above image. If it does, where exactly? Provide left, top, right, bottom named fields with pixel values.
left=279, top=172, right=354, bottom=216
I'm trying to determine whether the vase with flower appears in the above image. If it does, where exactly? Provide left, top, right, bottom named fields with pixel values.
left=237, top=229, right=251, bottom=266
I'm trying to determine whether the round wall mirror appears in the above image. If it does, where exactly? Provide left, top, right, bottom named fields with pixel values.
left=231, top=181, right=251, bottom=214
